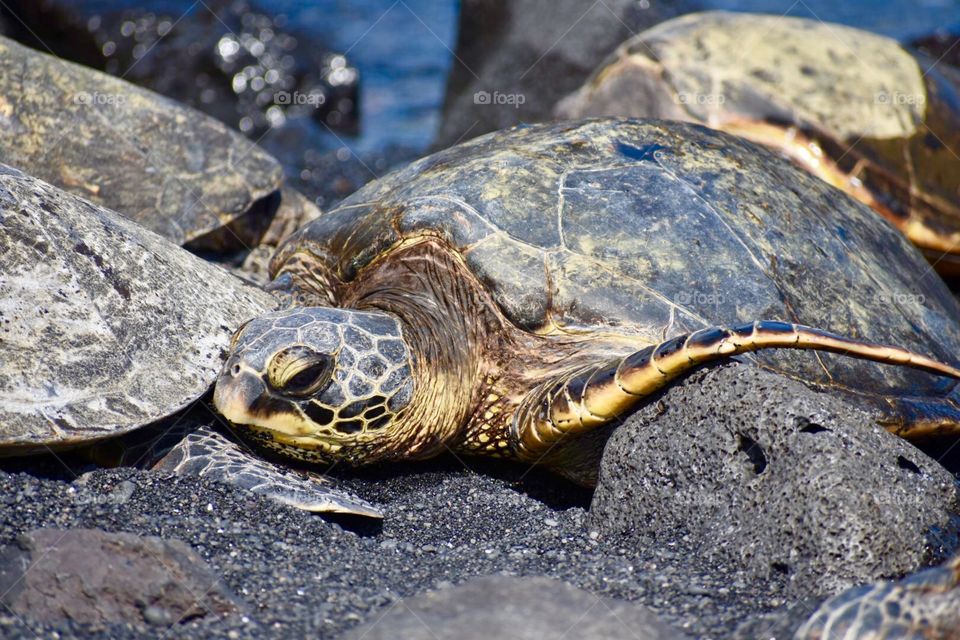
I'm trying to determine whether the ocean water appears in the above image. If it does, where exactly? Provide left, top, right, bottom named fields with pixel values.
left=236, top=0, right=960, bottom=153
left=89, top=0, right=960, bottom=154
left=275, top=0, right=457, bottom=153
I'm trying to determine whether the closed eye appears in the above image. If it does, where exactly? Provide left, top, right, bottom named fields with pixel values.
left=284, top=361, right=332, bottom=396
left=268, top=346, right=335, bottom=397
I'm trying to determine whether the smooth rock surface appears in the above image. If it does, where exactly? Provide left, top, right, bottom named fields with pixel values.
left=591, top=361, right=960, bottom=599
left=0, top=528, right=239, bottom=626
left=435, top=0, right=696, bottom=148
left=341, top=575, right=686, bottom=640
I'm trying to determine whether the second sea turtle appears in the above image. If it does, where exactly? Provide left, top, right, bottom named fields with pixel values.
left=557, top=12, right=960, bottom=273
left=0, top=34, right=319, bottom=262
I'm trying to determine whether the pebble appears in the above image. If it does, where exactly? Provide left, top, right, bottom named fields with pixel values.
left=142, top=606, right=173, bottom=627
left=110, top=481, right=135, bottom=504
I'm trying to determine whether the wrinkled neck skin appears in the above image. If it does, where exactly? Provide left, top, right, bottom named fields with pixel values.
left=274, top=237, right=612, bottom=467
left=341, top=239, right=520, bottom=461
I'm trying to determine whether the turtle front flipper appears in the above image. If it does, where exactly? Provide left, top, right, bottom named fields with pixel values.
left=795, top=552, right=960, bottom=639
left=153, top=425, right=382, bottom=518
left=514, top=321, right=960, bottom=460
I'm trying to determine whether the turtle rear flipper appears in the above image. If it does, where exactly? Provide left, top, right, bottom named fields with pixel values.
left=154, top=425, right=382, bottom=518
left=881, top=393, right=960, bottom=439
left=514, top=321, right=960, bottom=460
left=796, top=552, right=960, bottom=639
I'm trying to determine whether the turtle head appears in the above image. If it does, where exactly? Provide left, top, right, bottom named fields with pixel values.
left=214, top=307, right=415, bottom=465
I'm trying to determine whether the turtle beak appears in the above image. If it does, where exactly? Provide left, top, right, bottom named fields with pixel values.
left=213, top=361, right=265, bottom=426
left=214, top=361, right=320, bottom=437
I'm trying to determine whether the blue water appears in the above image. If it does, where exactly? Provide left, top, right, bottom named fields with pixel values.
left=265, top=0, right=960, bottom=153
left=80, top=0, right=457, bottom=153
left=285, top=0, right=457, bottom=153
left=90, top=0, right=960, bottom=154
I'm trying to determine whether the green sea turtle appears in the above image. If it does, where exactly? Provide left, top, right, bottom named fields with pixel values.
left=0, top=35, right=319, bottom=261
left=209, top=117, right=960, bottom=635
left=0, top=164, right=378, bottom=517
left=555, top=12, right=960, bottom=274
left=212, top=117, right=960, bottom=485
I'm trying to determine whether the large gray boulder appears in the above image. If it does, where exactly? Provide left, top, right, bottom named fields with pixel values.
left=590, top=361, right=960, bottom=599
left=342, top=575, right=686, bottom=640
left=435, top=0, right=697, bottom=148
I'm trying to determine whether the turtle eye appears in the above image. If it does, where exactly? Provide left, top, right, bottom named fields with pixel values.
left=267, top=346, right=334, bottom=397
